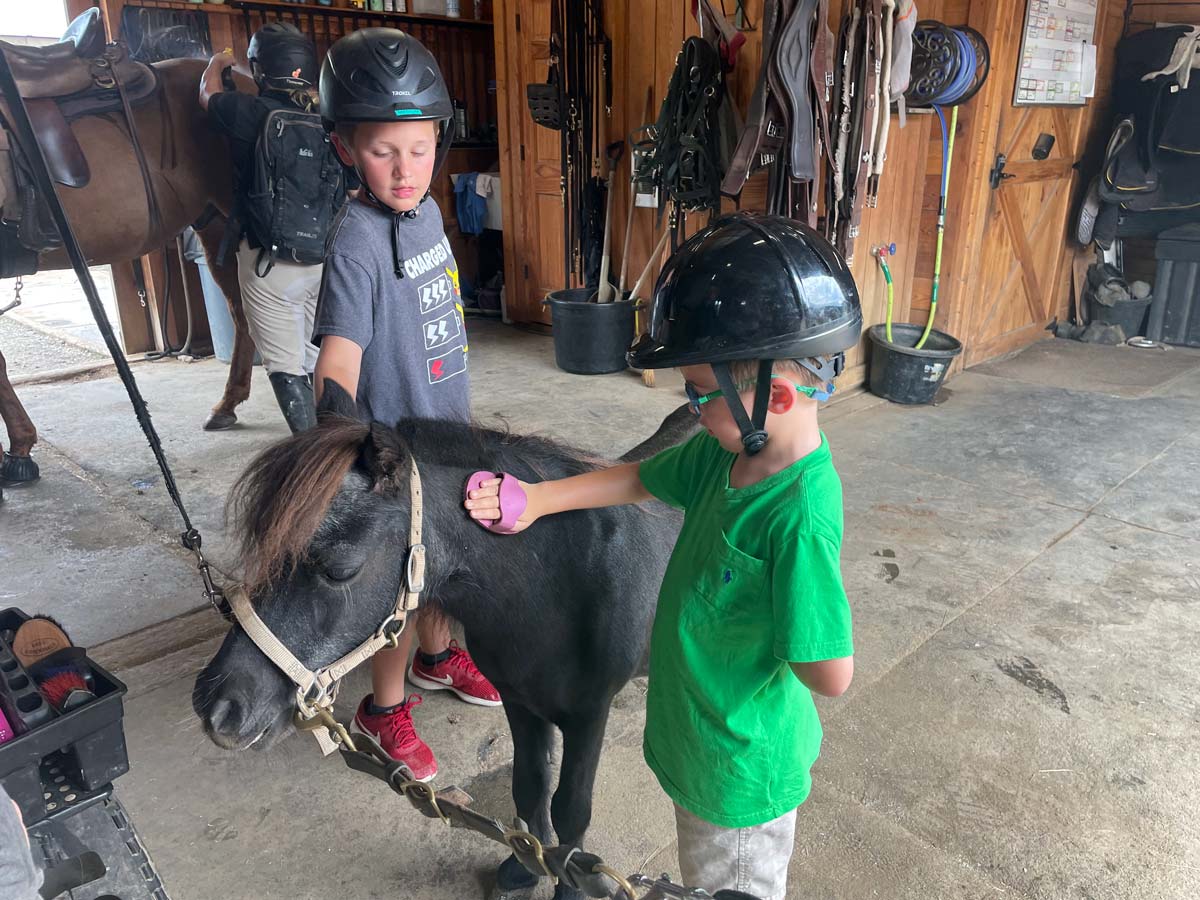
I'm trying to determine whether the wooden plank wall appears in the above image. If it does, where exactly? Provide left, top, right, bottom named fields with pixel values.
left=604, top=0, right=948, bottom=388
left=588, top=0, right=1137, bottom=387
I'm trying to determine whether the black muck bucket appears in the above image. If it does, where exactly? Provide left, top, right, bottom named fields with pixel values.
left=545, top=288, right=636, bottom=375
left=867, top=323, right=963, bottom=404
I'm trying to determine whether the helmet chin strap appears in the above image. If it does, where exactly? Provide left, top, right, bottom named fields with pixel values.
left=713, top=361, right=774, bottom=456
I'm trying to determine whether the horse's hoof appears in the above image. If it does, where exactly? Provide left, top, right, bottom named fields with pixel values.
left=1, top=452, right=40, bottom=484
left=203, top=411, right=238, bottom=431
left=491, top=855, right=539, bottom=900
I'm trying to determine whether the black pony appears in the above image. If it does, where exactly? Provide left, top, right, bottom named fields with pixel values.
left=193, top=384, right=695, bottom=900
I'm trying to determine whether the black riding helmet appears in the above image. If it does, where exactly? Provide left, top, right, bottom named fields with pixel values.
left=247, top=23, right=318, bottom=92
left=319, top=28, right=455, bottom=276
left=628, top=213, right=862, bottom=455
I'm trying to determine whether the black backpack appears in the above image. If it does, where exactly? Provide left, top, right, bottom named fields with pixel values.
left=243, top=107, right=345, bottom=275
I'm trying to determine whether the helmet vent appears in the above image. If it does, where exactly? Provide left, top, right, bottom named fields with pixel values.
left=378, top=40, right=409, bottom=77
left=415, top=69, right=437, bottom=93
left=350, top=68, right=386, bottom=94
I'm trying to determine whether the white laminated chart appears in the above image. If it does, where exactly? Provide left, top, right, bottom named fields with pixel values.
left=1014, top=0, right=1098, bottom=106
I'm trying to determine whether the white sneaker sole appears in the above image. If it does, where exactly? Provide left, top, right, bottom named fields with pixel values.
left=350, top=717, right=437, bottom=783
left=407, top=667, right=503, bottom=708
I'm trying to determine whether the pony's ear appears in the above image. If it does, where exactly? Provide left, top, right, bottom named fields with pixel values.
left=362, top=422, right=409, bottom=493
left=317, top=378, right=361, bottom=421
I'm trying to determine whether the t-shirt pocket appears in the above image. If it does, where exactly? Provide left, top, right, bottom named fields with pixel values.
left=693, top=530, right=768, bottom=613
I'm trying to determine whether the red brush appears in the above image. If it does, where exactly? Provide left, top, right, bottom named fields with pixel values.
left=30, top=648, right=95, bottom=712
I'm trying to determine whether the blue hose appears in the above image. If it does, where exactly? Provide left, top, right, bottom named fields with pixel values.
left=916, top=25, right=978, bottom=348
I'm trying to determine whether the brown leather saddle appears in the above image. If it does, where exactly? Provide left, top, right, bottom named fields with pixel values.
left=0, top=8, right=158, bottom=259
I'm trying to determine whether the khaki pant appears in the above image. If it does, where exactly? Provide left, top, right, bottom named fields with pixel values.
left=674, top=803, right=797, bottom=900
left=235, top=238, right=321, bottom=376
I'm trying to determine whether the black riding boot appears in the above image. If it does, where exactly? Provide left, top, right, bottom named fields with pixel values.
left=268, top=371, right=317, bottom=433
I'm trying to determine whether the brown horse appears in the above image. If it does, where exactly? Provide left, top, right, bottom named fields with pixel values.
left=0, top=54, right=258, bottom=487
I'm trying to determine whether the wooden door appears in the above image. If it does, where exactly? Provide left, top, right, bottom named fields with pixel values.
left=960, top=1, right=1122, bottom=365
left=496, top=0, right=568, bottom=324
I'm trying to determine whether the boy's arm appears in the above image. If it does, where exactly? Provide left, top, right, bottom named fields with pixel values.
left=772, top=528, right=854, bottom=695
left=198, top=51, right=235, bottom=112
left=790, top=657, right=854, bottom=697
left=313, top=336, right=363, bottom=404
left=464, top=463, right=651, bottom=533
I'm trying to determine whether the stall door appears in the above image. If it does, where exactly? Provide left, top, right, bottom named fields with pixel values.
left=964, top=28, right=1089, bottom=366
left=497, top=0, right=567, bottom=324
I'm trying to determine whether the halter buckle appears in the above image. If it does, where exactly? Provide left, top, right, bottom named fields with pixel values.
left=405, top=543, right=427, bottom=594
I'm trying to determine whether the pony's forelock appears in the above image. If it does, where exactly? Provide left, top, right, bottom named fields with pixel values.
left=228, top=416, right=370, bottom=591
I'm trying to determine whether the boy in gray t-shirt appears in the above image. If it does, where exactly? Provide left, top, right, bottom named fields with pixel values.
left=315, top=198, right=470, bottom=426
left=311, top=28, right=500, bottom=784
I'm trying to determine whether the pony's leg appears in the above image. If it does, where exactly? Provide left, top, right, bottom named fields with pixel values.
left=548, top=713, right=609, bottom=900
left=195, top=219, right=254, bottom=431
left=495, top=702, right=554, bottom=899
left=0, top=350, right=40, bottom=483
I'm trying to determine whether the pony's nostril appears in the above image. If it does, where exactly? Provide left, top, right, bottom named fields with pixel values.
left=207, top=698, right=242, bottom=735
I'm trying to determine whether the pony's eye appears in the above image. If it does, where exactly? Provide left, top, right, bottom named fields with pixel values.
left=324, top=565, right=359, bottom=583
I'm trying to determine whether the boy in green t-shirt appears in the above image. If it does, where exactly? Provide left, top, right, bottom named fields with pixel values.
left=464, top=213, right=862, bottom=900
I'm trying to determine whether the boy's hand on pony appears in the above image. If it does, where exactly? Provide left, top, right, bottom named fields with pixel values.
left=464, top=475, right=540, bottom=534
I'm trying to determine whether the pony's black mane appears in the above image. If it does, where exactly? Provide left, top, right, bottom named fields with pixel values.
left=391, top=416, right=603, bottom=483
left=229, top=403, right=694, bottom=590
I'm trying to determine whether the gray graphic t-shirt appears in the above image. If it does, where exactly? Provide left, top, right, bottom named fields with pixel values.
left=313, top=198, right=470, bottom=426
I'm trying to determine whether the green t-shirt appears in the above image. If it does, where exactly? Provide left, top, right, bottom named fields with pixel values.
left=638, top=430, right=852, bottom=828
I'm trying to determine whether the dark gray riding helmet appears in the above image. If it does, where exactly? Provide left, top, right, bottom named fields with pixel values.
left=247, top=23, right=318, bottom=92
left=319, top=27, right=452, bottom=153
left=629, top=213, right=862, bottom=454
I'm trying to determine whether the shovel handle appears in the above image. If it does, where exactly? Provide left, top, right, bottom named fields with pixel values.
left=629, top=230, right=671, bottom=304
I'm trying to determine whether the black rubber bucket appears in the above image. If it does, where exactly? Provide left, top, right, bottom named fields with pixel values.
left=867, top=323, right=963, bottom=404
left=545, top=288, right=636, bottom=375
left=1090, top=296, right=1152, bottom=337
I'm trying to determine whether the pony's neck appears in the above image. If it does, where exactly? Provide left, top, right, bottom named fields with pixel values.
left=402, top=460, right=487, bottom=628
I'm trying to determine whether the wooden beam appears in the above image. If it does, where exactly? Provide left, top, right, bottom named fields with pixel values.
left=998, top=188, right=1049, bottom=324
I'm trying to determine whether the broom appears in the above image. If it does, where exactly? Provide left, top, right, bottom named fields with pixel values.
left=628, top=229, right=671, bottom=388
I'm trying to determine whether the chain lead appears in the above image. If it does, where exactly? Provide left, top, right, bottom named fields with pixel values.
left=0, top=275, right=22, bottom=316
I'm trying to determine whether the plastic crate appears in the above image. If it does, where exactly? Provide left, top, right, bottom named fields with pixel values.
left=30, top=793, right=170, bottom=900
left=0, top=608, right=129, bottom=825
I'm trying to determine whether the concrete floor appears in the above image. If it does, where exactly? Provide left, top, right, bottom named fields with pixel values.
left=2, top=329, right=1199, bottom=900
left=1, top=266, right=120, bottom=354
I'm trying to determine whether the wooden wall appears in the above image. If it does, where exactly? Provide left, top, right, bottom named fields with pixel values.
left=534, top=0, right=1129, bottom=387
left=556, top=0, right=958, bottom=387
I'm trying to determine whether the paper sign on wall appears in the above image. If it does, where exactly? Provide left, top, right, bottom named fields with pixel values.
left=1014, top=0, right=1099, bottom=106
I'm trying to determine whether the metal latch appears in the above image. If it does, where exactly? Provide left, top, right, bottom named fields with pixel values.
left=989, top=153, right=1015, bottom=190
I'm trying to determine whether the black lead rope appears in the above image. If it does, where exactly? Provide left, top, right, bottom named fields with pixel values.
left=0, top=48, right=223, bottom=607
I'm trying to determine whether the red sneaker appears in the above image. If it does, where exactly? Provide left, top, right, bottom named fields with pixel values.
left=408, top=641, right=502, bottom=707
left=352, top=694, right=437, bottom=782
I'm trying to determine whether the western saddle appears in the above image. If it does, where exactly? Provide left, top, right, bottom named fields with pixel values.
left=0, top=8, right=160, bottom=268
